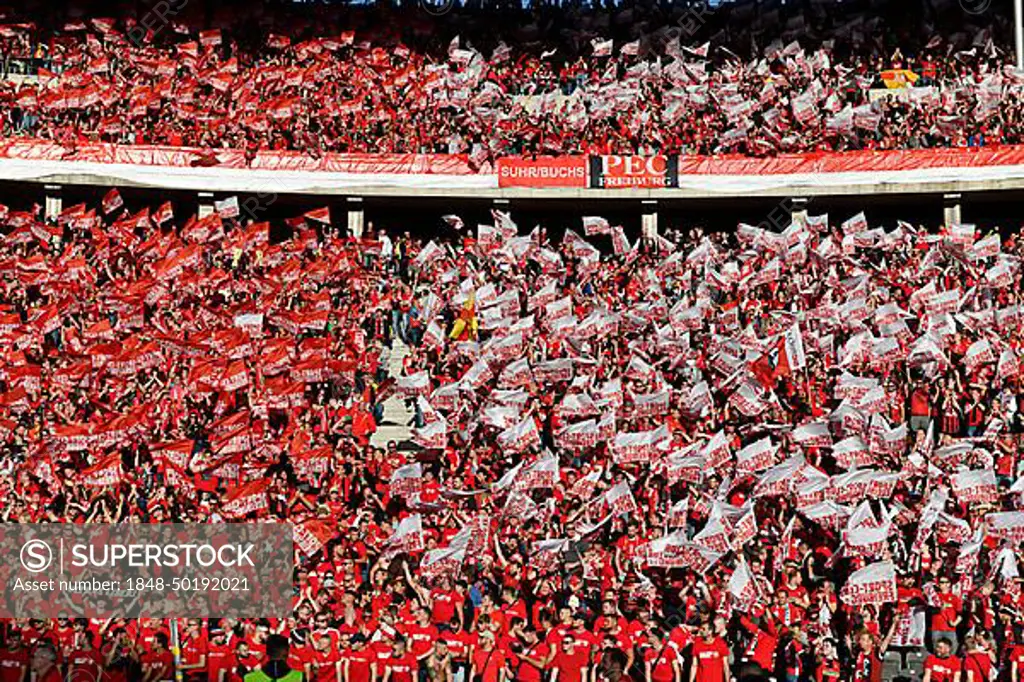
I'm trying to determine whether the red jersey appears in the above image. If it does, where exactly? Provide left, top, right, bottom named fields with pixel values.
left=691, top=638, right=729, bottom=682
left=207, top=643, right=237, bottom=682
left=816, top=658, right=840, bottom=682
left=67, top=648, right=103, bottom=682
left=0, top=648, right=28, bottom=682
left=385, top=652, right=418, bottom=682
left=142, top=649, right=175, bottom=682
left=963, top=652, right=991, bottom=682
left=181, top=633, right=209, bottom=669
left=553, top=649, right=589, bottom=682
left=37, top=666, right=61, bottom=682
left=930, top=593, right=962, bottom=632
left=517, top=642, right=549, bottom=682
left=343, top=649, right=373, bottom=682
left=402, top=624, right=438, bottom=658
left=429, top=590, right=462, bottom=625
left=853, top=650, right=882, bottom=682
left=922, top=655, right=960, bottom=682
left=307, top=649, right=341, bottom=682
left=644, top=646, right=676, bottom=682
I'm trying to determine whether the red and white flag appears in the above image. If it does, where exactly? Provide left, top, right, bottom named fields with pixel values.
left=603, top=481, right=638, bottom=516
left=305, top=207, right=331, bottom=225
left=221, top=480, right=270, bottom=518
left=951, top=469, right=999, bottom=505
left=412, top=420, right=447, bottom=450
left=612, top=424, right=670, bottom=465
left=728, top=556, right=761, bottom=611
left=840, top=560, right=896, bottom=606
left=79, top=454, right=123, bottom=487
left=384, top=515, right=425, bottom=556
left=583, top=216, right=612, bottom=235
left=390, top=462, right=424, bottom=498
left=591, top=38, right=613, bottom=56
left=102, top=188, right=124, bottom=215
left=530, top=538, right=570, bottom=575
left=736, top=437, right=779, bottom=475
left=294, top=519, right=337, bottom=557
left=513, top=454, right=559, bottom=491
left=497, top=417, right=541, bottom=454
left=419, top=544, right=466, bottom=582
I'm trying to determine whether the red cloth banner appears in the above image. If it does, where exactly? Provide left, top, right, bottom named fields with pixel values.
left=497, top=156, right=588, bottom=188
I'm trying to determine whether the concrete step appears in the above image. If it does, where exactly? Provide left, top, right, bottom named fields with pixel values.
left=370, top=340, right=416, bottom=450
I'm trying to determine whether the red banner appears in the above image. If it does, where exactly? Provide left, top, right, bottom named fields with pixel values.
left=497, top=156, right=587, bottom=188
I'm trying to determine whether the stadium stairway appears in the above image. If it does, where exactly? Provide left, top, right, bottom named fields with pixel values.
left=370, top=340, right=416, bottom=451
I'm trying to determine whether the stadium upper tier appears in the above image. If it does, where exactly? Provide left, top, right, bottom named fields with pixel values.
left=0, top=0, right=1014, bottom=163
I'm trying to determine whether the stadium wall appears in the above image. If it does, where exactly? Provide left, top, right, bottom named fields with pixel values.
left=5, top=139, right=1024, bottom=198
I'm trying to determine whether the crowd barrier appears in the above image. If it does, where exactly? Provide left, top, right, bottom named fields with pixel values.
left=3, top=138, right=1024, bottom=195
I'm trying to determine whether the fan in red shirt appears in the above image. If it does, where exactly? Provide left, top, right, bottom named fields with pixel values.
left=426, top=577, right=464, bottom=629
left=66, top=631, right=104, bottom=682
left=930, top=576, right=962, bottom=650
left=738, top=609, right=779, bottom=676
left=852, top=623, right=898, bottom=682
left=305, top=632, right=342, bottom=682
left=642, top=628, right=679, bottom=682
left=141, top=633, right=175, bottom=682
left=382, top=639, right=418, bottom=682
left=962, top=636, right=994, bottom=682
left=552, top=633, right=589, bottom=682
left=342, top=635, right=375, bottom=682
left=207, top=629, right=238, bottom=682
left=922, top=637, right=961, bottom=682
left=178, top=619, right=209, bottom=682
left=515, top=629, right=550, bottom=682
left=0, top=631, right=28, bottom=682
left=470, top=631, right=507, bottom=682
left=689, top=624, right=729, bottom=682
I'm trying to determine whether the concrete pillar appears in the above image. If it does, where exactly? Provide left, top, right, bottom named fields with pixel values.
left=943, top=193, right=962, bottom=227
left=641, top=200, right=658, bottom=245
left=44, top=184, right=62, bottom=222
left=347, top=197, right=364, bottom=239
left=197, top=191, right=215, bottom=219
left=790, top=197, right=809, bottom=227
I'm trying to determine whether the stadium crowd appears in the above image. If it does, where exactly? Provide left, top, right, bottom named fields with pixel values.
left=0, top=0, right=1016, bottom=160
left=0, top=188, right=1023, bottom=682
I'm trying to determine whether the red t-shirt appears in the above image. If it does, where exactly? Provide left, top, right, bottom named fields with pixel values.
left=853, top=650, right=882, bottom=682
left=386, top=652, right=418, bottom=682
left=403, top=624, right=438, bottom=658
left=0, top=648, right=28, bottom=682
left=472, top=648, right=507, bottom=682
left=68, top=648, right=103, bottom=682
left=307, top=649, right=341, bottom=682
left=553, top=649, right=589, bottom=682
left=37, top=666, right=61, bottom=682
left=644, top=646, right=675, bottom=682
left=181, top=634, right=209, bottom=668
left=343, top=649, right=374, bottom=682
left=922, top=655, right=960, bottom=682
left=430, top=590, right=462, bottom=625
left=207, top=643, right=237, bottom=682
left=142, top=649, right=175, bottom=682
left=691, top=638, right=729, bottom=682
left=963, top=652, right=991, bottom=682
left=517, top=642, right=549, bottom=682
left=930, top=593, right=962, bottom=631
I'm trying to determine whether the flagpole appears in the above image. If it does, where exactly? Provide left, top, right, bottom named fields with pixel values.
left=170, top=619, right=184, bottom=682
